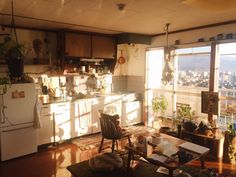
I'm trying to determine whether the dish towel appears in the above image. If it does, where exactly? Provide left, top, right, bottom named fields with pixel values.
left=34, top=97, right=42, bottom=128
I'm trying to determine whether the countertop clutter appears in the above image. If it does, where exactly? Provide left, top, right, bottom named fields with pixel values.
left=39, top=91, right=140, bottom=105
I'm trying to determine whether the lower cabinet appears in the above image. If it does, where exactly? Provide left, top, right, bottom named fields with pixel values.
left=37, top=102, right=71, bottom=145
left=121, top=101, right=142, bottom=126
left=37, top=104, right=54, bottom=145
left=71, top=99, right=92, bottom=138
left=53, top=102, right=71, bottom=142
left=37, top=94, right=142, bottom=145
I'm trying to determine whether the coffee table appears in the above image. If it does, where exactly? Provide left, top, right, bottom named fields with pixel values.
left=126, top=133, right=210, bottom=177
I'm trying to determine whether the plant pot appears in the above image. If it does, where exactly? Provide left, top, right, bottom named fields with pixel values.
left=7, top=58, right=24, bottom=79
left=223, top=132, right=236, bottom=164
left=159, top=126, right=171, bottom=134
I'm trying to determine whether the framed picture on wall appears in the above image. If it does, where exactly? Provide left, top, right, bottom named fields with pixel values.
left=201, top=91, right=220, bottom=115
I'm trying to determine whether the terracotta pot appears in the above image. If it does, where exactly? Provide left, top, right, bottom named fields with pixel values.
left=159, top=126, right=171, bottom=134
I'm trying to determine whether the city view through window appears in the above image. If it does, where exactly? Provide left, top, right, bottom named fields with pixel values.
left=219, top=43, right=236, bottom=127
left=146, top=44, right=236, bottom=128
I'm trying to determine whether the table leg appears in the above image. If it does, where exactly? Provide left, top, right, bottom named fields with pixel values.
left=200, top=156, right=205, bottom=169
left=127, top=150, right=132, bottom=169
left=169, top=169, right=174, bottom=177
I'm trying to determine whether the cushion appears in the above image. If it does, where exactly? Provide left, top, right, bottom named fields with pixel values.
left=182, top=121, right=197, bottom=132
left=88, top=153, right=123, bottom=172
left=196, top=121, right=209, bottom=134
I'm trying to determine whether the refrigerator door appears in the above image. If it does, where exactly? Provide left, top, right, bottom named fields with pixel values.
left=0, top=83, right=37, bottom=161
left=1, top=126, right=37, bottom=161
left=0, top=83, right=36, bottom=127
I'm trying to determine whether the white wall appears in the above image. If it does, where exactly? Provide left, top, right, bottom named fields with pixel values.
left=151, top=23, right=236, bottom=47
left=114, top=44, right=149, bottom=76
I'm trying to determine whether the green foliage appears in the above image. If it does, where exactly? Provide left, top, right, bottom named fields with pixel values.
left=152, top=96, right=168, bottom=115
left=0, top=36, right=27, bottom=60
left=226, top=123, right=236, bottom=161
left=0, top=77, right=11, bottom=95
left=0, top=77, right=11, bottom=85
left=177, top=104, right=195, bottom=120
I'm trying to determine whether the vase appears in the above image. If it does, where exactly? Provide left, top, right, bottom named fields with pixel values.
left=7, top=58, right=24, bottom=79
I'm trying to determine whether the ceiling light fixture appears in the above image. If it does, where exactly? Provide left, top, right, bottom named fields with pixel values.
left=116, top=3, right=126, bottom=11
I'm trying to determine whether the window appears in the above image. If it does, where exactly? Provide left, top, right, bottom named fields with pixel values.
left=218, top=43, right=236, bottom=129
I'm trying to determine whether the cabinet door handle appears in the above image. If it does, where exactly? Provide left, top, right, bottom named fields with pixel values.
left=57, top=104, right=67, bottom=107
left=55, top=113, right=63, bottom=116
left=42, top=114, right=53, bottom=117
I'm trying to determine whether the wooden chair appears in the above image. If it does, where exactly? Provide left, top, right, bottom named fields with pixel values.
left=98, top=112, right=132, bottom=153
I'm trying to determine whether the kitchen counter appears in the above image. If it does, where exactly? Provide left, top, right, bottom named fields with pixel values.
left=41, top=92, right=140, bottom=105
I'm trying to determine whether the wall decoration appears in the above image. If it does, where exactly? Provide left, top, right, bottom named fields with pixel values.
left=12, top=90, right=25, bottom=99
left=0, top=28, right=57, bottom=65
left=201, top=91, right=220, bottom=115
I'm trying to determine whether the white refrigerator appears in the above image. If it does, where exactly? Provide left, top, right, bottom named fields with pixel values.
left=0, top=83, right=37, bottom=161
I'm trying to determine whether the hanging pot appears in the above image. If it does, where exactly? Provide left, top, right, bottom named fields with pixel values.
left=7, top=58, right=24, bottom=79
left=118, top=50, right=126, bottom=64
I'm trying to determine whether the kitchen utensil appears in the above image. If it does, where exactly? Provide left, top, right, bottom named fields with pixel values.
left=118, top=50, right=126, bottom=64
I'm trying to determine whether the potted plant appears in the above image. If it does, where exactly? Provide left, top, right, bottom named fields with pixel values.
left=0, top=36, right=27, bottom=80
left=223, top=123, right=236, bottom=164
left=152, top=96, right=170, bottom=132
left=152, top=96, right=168, bottom=118
left=0, top=77, right=11, bottom=95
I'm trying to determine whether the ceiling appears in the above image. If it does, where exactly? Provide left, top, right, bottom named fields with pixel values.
left=1, top=0, right=236, bottom=35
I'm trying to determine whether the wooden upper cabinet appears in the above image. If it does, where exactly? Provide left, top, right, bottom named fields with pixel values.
left=65, top=33, right=91, bottom=58
left=92, top=36, right=116, bottom=59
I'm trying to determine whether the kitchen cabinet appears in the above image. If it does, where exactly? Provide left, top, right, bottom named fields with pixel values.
left=121, top=101, right=141, bottom=126
left=103, top=95, right=122, bottom=122
left=71, top=99, right=92, bottom=137
left=91, top=96, right=122, bottom=133
left=92, top=35, right=116, bottom=59
left=91, top=98, right=103, bottom=133
left=65, top=32, right=91, bottom=58
left=37, top=104, right=54, bottom=145
left=53, top=102, right=71, bottom=142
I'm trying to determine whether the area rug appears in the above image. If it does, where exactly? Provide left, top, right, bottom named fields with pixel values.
left=67, top=158, right=218, bottom=177
left=72, top=125, right=154, bottom=151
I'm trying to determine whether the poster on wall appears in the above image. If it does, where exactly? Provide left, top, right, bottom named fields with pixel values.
left=0, top=28, right=57, bottom=65
left=201, top=91, right=220, bottom=115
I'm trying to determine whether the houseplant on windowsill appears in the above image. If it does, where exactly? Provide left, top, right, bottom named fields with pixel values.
left=0, top=36, right=27, bottom=81
left=152, top=96, right=170, bottom=133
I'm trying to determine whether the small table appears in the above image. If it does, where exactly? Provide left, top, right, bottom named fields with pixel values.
left=126, top=133, right=210, bottom=177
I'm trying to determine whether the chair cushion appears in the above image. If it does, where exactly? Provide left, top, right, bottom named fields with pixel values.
left=88, top=153, right=123, bottom=172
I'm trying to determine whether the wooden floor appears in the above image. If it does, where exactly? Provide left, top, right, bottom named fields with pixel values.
left=0, top=136, right=235, bottom=177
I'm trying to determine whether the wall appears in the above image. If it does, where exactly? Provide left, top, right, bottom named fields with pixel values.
left=113, top=44, right=149, bottom=95
left=151, top=23, right=236, bottom=47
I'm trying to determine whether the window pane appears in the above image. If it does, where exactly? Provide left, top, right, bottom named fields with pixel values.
left=176, top=46, right=211, bottom=55
left=177, top=54, right=210, bottom=88
left=218, top=43, right=236, bottom=129
left=176, top=47, right=210, bottom=122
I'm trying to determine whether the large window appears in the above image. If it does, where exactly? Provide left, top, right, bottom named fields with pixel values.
left=146, top=43, right=236, bottom=128
left=175, top=46, right=210, bottom=122
left=218, top=43, right=236, bottom=129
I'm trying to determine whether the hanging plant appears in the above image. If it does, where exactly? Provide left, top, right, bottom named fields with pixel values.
left=161, top=23, right=174, bottom=85
left=162, top=47, right=174, bottom=85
